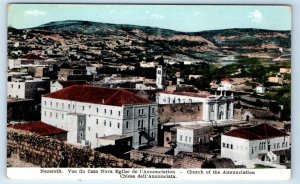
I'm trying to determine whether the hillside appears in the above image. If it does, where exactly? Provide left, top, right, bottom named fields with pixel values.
left=8, top=20, right=291, bottom=63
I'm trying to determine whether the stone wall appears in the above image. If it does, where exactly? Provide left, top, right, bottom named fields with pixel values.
left=130, top=150, right=210, bottom=168
left=130, top=150, right=173, bottom=168
left=172, top=152, right=208, bottom=168
left=158, top=103, right=203, bottom=124
left=7, top=128, right=142, bottom=168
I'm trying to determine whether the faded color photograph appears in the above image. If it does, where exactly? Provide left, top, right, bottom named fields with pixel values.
left=7, top=4, right=291, bottom=169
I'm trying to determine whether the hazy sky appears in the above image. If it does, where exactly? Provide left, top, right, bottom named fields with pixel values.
left=8, top=4, right=291, bottom=32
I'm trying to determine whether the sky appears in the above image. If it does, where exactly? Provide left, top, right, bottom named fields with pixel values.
left=7, top=4, right=291, bottom=32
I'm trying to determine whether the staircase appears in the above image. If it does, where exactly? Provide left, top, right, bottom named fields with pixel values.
left=138, top=128, right=155, bottom=142
left=266, top=151, right=279, bottom=163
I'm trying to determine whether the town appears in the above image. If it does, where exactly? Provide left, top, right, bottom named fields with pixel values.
left=7, top=20, right=291, bottom=169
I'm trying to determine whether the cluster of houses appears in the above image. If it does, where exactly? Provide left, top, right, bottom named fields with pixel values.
left=7, top=28, right=291, bottom=169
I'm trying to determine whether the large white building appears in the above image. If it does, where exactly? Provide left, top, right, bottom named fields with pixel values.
left=221, top=123, right=290, bottom=164
left=41, top=85, right=158, bottom=149
left=156, top=91, right=234, bottom=122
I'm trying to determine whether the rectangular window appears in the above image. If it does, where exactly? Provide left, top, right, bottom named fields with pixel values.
left=44, top=111, right=46, bottom=116
left=110, top=110, right=112, bottom=115
left=189, top=137, right=191, bottom=142
left=89, top=105, right=91, bottom=109
left=118, top=123, right=120, bottom=129
left=223, top=143, right=225, bottom=147
left=142, top=109, right=144, bottom=115
left=210, top=105, right=214, bottom=112
left=152, top=107, right=154, bottom=114
left=185, top=136, right=187, bottom=142
left=109, top=121, right=111, bottom=127
left=56, top=102, right=58, bottom=107
left=96, top=119, right=98, bottom=125
left=96, top=108, right=99, bottom=113
left=18, top=85, right=20, bottom=89
left=104, top=109, right=106, bottom=114
left=62, top=103, right=64, bottom=109
left=227, top=144, right=229, bottom=148
left=126, top=121, right=129, bottom=129
left=55, top=113, right=58, bottom=119
left=50, top=112, right=52, bottom=117
left=104, top=120, right=106, bottom=126
left=118, top=111, right=121, bottom=116
left=11, top=84, right=13, bottom=88
left=126, top=110, right=129, bottom=116
left=151, top=119, right=154, bottom=126
left=230, top=144, right=233, bottom=149
left=88, top=127, right=90, bottom=131
left=180, top=135, right=182, bottom=141
left=50, top=102, right=52, bottom=106
left=44, top=101, right=46, bottom=106
left=82, top=106, right=85, bottom=111
left=62, top=114, right=64, bottom=119
left=96, top=133, right=98, bottom=138
left=68, top=104, right=70, bottom=109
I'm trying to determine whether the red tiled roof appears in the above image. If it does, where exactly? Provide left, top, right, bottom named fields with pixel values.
left=19, top=53, right=45, bottom=60
left=9, top=121, right=67, bottom=136
left=159, top=91, right=212, bottom=98
left=224, top=123, right=288, bottom=140
left=57, top=80, right=87, bottom=88
left=44, top=85, right=153, bottom=106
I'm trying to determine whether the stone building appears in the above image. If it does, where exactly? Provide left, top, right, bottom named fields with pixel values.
left=7, top=78, right=50, bottom=101
left=7, top=98, right=36, bottom=122
left=41, top=85, right=158, bottom=149
left=175, top=125, right=213, bottom=155
left=156, top=91, right=234, bottom=122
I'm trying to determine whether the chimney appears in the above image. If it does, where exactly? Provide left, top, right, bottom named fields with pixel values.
left=102, top=99, right=105, bottom=104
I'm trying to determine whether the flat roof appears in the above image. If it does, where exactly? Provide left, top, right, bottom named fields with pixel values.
left=98, top=134, right=132, bottom=140
left=7, top=97, right=34, bottom=103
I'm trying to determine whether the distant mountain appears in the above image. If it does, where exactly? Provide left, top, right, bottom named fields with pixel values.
left=31, top=20, right=290, bottom=47
left=9, top=20, right=291, bottom=62
left=33, top=20, right=180, bottom=37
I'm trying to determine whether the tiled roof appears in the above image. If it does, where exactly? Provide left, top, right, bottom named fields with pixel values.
left=19, top=53, right=45, bottom=60
left=224, top=123, right=288, bottom=140
left=57, top=80, right=87, bottom=88
left=9, top=121, right=67, bottom=136
left=44, top=85, right=153, bottom=106
left=159, top=91, right=212, bottom=98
